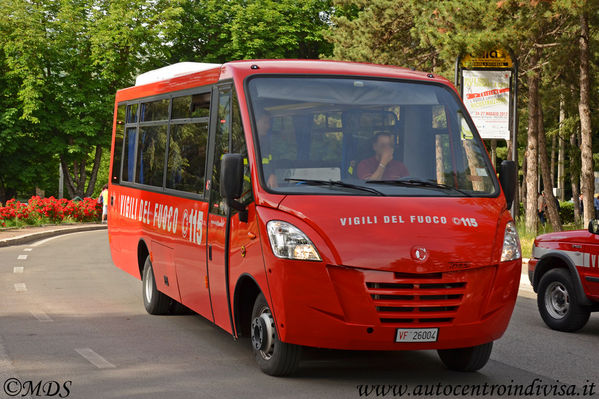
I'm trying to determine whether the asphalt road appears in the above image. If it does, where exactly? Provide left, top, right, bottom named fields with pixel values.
left=0, top=230, right=597, bottom=398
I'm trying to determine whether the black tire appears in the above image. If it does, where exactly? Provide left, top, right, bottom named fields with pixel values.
left=537, top=268, right=590, bottom=332
left=437, top=342, right=493, bottom=372
left=142, top=256, right=170, bottom=315
left=250, top=293, right=301, bottom=376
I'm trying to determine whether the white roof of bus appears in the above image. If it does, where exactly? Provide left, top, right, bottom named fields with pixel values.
left=135, top=62, right=222, bottom=86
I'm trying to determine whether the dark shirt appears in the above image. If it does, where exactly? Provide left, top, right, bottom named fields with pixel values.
left=357, top=156, right=409, bottom=180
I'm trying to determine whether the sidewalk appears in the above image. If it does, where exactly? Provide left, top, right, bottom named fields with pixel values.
left=0, top=223, right=107, bottom=247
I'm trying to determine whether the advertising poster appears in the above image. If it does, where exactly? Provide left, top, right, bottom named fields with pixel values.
left=462, top=70, right=511, bottom=140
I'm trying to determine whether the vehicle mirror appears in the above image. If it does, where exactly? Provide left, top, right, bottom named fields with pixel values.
left=220, top=153, right=244, bottom=201
left=588, top=219, right=599, bottom=235
left=499, top=160, right=516, bottom=209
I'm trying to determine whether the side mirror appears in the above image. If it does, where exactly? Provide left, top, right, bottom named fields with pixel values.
left=499, top=160, right=517, bottom=209
left=588, top=219, right=599, bottom=235
left=220, top=153, right=244, bottom=201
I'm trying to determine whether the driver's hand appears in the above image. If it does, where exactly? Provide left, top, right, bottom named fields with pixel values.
left=267, top=173, right=278, bottom=188
left=380, top=147, right=394, bottom=165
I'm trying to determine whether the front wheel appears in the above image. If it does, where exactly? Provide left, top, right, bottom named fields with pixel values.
left=537, top=268, right=590, bottom=332
left=437, top=342, right=493, bottom=372
left=142, top=256, right=170, bottom=315
left=250, top=293, right=301, bottom=376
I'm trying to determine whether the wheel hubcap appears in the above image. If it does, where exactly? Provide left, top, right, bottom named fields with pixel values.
left=144, top=267, right=153, bottom=303
left=545, top=281, right=569, bottom=319
left=251, top=309, right=275, bottom=360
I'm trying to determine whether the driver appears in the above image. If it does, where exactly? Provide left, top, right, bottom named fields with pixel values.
left=357, top=132, right=409, bottom=181
left=256, top=110, right=278, bottom=188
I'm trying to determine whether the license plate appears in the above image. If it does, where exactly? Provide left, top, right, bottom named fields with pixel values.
left=395, top=328, right=438, bottom=343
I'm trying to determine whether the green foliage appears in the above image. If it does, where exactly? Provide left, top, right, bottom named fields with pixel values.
left=558, top=201, right=575, bottom=225
left=1, top=0, right=597, bottom=226
left=0, top=0, right=332, bottom=201
left=326, top=0, right=439, bottom=71
left=0, top=0, right=184, bottom=200
left=166, top=0, right=333, bottom=63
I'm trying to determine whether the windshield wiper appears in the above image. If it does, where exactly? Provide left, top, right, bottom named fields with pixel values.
left=366, top=178, right=472, bottom=196
left=285, top=178, right=385, bottom=196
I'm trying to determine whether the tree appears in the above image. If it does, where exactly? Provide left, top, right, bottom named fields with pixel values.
left=411, top=0, right=562, bottom=233
left=0, top=7, right=57, bottom=202
left=166, top=0, right=334, bottom=64
left=0, top=0, right=183, bottom=199
left=326, top=0, right=439, bottom=71
left=578, top=8, right=593, bottom=226
left=538, top=100, right=562, bottom=231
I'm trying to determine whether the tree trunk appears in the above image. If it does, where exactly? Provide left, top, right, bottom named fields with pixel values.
left=61, top=158, right=86, bottom=198
left=571, top=130, right=581, bottom=221
left=60, top=146, right=103, bottom=199
left=579, top=11, right=594, bottom=226
left=557, top=98, right=565, bottom=201
left=538, top=102, right=562, bottom=231
left=0, top=178, right=5, bottom=204
left=550, top=133, right=556, bottom=188
left=525, top=49, right=541, bottom=234
left=521, top=153, right=527, bottom=214
left=60, top=158, right=76, bottom=199
left=85, top=146, right=103, bottom=197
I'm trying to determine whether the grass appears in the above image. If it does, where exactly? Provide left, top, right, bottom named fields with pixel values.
left=516, top=217, right=584, bottom=259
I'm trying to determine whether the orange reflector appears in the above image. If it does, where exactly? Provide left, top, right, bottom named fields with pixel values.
left=150, top=252, right=153, bottom=263
left=205, top=276, right=209, bottom=288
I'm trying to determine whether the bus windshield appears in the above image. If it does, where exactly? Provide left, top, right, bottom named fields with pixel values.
left=247, top=76, right=498, bottom=197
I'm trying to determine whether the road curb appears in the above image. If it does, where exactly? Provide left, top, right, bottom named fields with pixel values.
left=0, top=224, right=107, bottom=248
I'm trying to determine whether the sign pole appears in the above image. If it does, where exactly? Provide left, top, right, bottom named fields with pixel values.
left=511, top=56, right=519, bottom=218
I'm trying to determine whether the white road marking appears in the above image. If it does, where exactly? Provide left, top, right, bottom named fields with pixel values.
left=14, top=283, right=27, bottom=292
left=75, top=348, right=116, bottom=369
left=0, top=336, right=19, bottom=391
left=17, top=255, right=28, bottom=260
left=13, top=267, right=24, bottom=274
left=23, top=248, right=32, bottom=252
left=30, top=232, right=89, bottom=247
left=30, top=310, right=53, bottom=322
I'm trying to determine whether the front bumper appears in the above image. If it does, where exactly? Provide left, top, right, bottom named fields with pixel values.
left=527, top=257, right=538, bottom=290
left=268, top=259, right=522, bottom=351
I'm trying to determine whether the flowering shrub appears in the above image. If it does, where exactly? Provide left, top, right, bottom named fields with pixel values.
left=0, top=196, right=101, bottom=228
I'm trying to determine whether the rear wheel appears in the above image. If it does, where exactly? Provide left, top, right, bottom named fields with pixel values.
left=437, top=342, right=493, bottom=372
left=537, top=268, right=590, bottom=332
left=250, top=293, right=301, bottom=376
left=142, top=256, right=170, bottom=315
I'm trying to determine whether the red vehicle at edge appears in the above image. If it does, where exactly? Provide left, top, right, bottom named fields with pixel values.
left=528, top=221, right=599, bottom=332
left=107, top=60, right=522, bottom=375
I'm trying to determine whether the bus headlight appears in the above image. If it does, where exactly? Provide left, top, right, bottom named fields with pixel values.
left=500, top=221, right=521, bottom=261
left=266, top=220, right=321, bottom=261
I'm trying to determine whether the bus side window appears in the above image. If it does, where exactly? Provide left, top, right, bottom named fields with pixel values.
left=136, top=125, right=167, bottom=187
left=167, top=93, right=211, bottom=194
left=112, top=104, right=126, bottom=183
left=122, top=104, right=139, bottom=182
left=166, top=122, right=209, bottom=194
left=209, top=87, right=231, bottom=216
left=231, top=92, right=252, bottom=205
left=122, top=127, right=137, bottom=182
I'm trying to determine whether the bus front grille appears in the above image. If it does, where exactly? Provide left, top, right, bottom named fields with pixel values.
left=366, top=278, right=466, bottom=326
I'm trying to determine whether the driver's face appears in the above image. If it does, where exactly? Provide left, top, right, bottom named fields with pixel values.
left=257, top=115, right=271, bottom=136
left=373, top=135, right=393, bottom=155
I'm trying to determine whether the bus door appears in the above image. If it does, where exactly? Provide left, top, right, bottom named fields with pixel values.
left=206, top=85, right=234, bottom=333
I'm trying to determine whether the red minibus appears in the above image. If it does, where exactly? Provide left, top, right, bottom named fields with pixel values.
left=108, top=60, right=521, bottom=375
